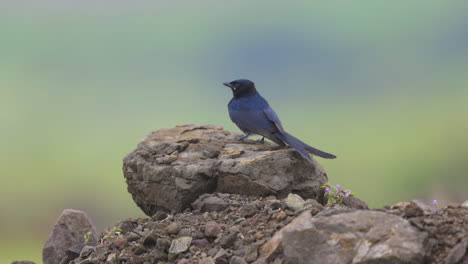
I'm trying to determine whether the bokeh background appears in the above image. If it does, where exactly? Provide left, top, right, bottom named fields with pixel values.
left=1, top=0, right=467, bottom=262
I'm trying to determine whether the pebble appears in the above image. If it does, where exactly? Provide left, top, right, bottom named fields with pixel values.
left=166, top=222, right=181, bottom=235
left=205, top=221, right=222, bottom=237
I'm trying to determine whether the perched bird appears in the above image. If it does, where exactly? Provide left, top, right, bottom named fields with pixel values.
left=223, top=79, right=336, bottom=161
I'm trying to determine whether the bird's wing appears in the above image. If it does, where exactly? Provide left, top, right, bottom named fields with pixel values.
left=263, top=107, right=285, bottom=133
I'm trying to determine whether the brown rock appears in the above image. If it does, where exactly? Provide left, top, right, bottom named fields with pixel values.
left=205, top=221, right=222, bottom=238
left=123, top=125, right=328, bottom=216
left=42, top=209, right=98, bottom=264
left=256, top=210, right=428, bottom=264
left=166, top=222, right=181, bottom=235
left=276, top=211, right=287, bottom=221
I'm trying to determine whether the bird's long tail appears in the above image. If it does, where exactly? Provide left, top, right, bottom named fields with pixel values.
left=273, top=131, right=336, bottom=161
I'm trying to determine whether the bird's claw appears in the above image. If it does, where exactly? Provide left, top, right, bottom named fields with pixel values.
left=256, top=137, right=265, bottom=144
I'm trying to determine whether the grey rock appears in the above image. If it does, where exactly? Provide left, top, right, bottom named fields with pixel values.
left=123, top=125, right=328, bottom=215
left=281, top=211, right=428, bottom=264
left=229, top=256, right=248, bottom=264
left=157, top=238, right=172, bottom=251
left=240, top=204, right=259, bottom=218
left=126, top=232, right=141, bottom=242
left=143, top=231, right=158, bottom=247
left=165, top=222, right=181, bottom=235
left=168, top=236, right=192, bottom=260
left=79, top=246, right=95, bottom=258
left=444, top=238, right=468, bottom=264
left=461, top=200, right=468, bottom=208
left=192, top=238, right=211, bottom=248
left=200, top=256, right=216, bottom=264
left=193, top=195, right=229, bottom=212
left=243, top=245, right=259, bottom=262
left=342, top=196, right=369, bottom=210
left=284, top=193, right=305, bottom=211
left=149, top=248, right=168, bottom=261
left=42, top=209, right=98, bottom=264
left=205, top=221, right=222, bottom=237
left=220, top=233, right=238, bottom=249
left=411, top=199, right=439, bottom=215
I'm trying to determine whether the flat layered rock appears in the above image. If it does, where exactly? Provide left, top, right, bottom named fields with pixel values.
left=123, top=125, right=328, bottom=216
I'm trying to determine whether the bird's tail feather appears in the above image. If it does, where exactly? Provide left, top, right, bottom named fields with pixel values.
left=273, top=131, right=336, bottom=160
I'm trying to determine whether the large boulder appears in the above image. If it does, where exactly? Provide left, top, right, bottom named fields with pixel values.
left=42, top=209, right=98, bottom=264
left=123, top=125, right=328, bottom=216
left=256, top=210, right=429, bottom=264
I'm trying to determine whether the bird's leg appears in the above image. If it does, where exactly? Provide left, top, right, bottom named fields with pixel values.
left=256, top=137, right=265, bottom=143
left=237, top=133, right=250, bottom=141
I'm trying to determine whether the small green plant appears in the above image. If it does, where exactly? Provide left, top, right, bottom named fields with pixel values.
left=84, top=231, right=93, bottom=244
left=321, top=184, right=355, bottom=206
left=101, top=226, right=124, bottom=243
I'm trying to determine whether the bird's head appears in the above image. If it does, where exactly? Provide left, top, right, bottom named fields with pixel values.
left=223, top=79, right=257, bottom=97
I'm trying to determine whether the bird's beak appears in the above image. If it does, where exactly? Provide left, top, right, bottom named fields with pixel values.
left=223, top=82, right=234, bottom=89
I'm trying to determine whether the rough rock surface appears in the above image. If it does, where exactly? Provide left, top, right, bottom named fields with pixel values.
left=281, top=211, right=428, bottom=264
left=67, top=193, right=467, bottom=264
left=42, top=209, right=98, bottom=264
left=71, top=193, right=303, bottom=264
left=123, top=125, right=328, bottom=216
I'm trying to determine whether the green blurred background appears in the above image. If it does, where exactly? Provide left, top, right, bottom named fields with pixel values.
left=1, top=1, right=467, bottom=262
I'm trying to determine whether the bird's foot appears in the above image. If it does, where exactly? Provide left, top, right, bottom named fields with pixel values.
left=256, top=137, right=265, bottom=144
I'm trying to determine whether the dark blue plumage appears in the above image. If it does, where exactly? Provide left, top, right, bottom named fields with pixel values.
left=223, top=79, right=336, bottom=161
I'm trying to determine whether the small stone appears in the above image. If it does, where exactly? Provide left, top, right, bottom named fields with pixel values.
left=79, top=245, right=95, bottom=258
left=152, top=211, right=168, bottom=221
left=205, top=221, right=222, bottom=238
left=143, top=231, right=159, bottom=247
left=42, top=209, right=98, bottom=264
left=444, top=238, right=468, bottom=264
left=343, top=196, right=369, bottom=210
left=276, top=211, right=287, bottom=221
left=149, top=248, right=167, bottom=261
left=243, top=245, right=258, bottom=262
left=229, top=256, right=247, bottom=264
left=166, top=222, right=181, bottom=235
left=193, top=230, right=205, bottom=239
left=178, top=228, right=192, bottom=237
left=191, top=238, right=211, bottom=248
left=117, top=219, right=138, bottom=234
left=106, top=253, right=117, bottom=262
left=168, top=237, right=192, bottom=260
left=284, top=193, right=305, bottom=211
left=220, top=233, right=238, bottom=248
left=240, top=204, right=259, bottom=218
left=403, top=202, right=425, bottom=218
left=177, top=258, right=190, bottom=264
left=254, top=232, right=264, bottom=240
left=410, top=200, right=439, bottom=215
left=114, top=238, right=128, bottom=250
left=208, top=247, right=219, bottom=257
left=193, top=196, right=229, bottom=212
left=126, top=233, right=141, bottom=242
left=157, top=238, right=172, bottom=251
left=461, top=200, right=468, bottom=208
left=214, top=248, right=229, bottom=262
left=199, top=256, right=216, bottom=264
left=133, top=246, right=147, bottom=255
left=234, top=217, right=245, bottom=224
